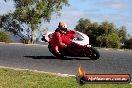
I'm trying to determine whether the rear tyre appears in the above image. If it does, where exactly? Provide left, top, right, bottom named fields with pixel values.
left=87, top=47, right=100, bottom=60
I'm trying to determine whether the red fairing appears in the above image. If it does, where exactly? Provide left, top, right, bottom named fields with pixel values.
left=62, top=30, right=76, bottom=45
left=50, top=30, right=76, bottom=48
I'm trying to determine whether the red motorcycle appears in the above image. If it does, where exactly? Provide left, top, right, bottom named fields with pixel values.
left=41, top=30, right=100, bottom=60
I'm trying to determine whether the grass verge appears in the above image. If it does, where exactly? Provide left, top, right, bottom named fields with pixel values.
left=0, top=68, right=131, bottom=88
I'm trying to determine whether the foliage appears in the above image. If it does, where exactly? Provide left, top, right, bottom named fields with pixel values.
left=1, top=0, right=69, bottom=43
left=124, top=38, right=132, bottom=49
left=96, top=33, right=121, bottom=48
left=75, top=18, right=100, bottom=45
left=117, top=26, right=127, bottom=43
left=0, top=14, right=23, bottom=38
left=0, top=31, right=11, bottom=43
left=75, top=18, right=127, bottom=48
left=75, top=18, right=91, bottom=32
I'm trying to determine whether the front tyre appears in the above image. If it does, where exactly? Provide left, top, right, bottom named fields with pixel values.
left=87, top=47, right=100, bottom=60
left=48, top=44, right=64, bottom=58
left=48, top=44, right=56, bottom=56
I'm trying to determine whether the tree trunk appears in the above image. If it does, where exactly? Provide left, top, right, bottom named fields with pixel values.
left=29, top=30, right=35, bottom=44
left=29, top=23, right=36, bottom=44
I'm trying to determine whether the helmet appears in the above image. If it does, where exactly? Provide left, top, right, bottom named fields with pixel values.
left=58, top=21, right=68, bottom=29
left=58, top=21, right=68, bottom=33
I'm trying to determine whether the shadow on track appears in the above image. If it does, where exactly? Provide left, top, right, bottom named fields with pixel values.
left=24, top=56, right=92, bottom=60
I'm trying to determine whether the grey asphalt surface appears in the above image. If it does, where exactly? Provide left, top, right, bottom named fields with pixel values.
left=0, top=43, right=132, bottom=77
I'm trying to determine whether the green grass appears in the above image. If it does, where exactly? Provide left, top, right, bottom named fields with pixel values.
left=0, top=68, right=131, bottom=88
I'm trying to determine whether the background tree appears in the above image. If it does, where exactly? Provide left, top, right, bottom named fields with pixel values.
left=96, top=33, right=121, bottom=48
left=75, top=18, right=99, bottom=45
left=87, top=22, right=99, bottom=46
left=117, top=26, right=127, bottom=43
left=124, top=38, right=132, bottom=49
left=2, top=0, right=69, bottom=43
left=75, top=18, right=124, bottom=48
left=98, top=21, right=115, bottom=35
left=0, top=13, right=24, bottom=39
left=75, top=18, right=91, bottom=33
left=0, top=30, right=11, bottom=43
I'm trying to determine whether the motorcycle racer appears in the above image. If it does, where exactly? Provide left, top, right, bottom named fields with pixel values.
left=53, top=21, right=68, bottom=56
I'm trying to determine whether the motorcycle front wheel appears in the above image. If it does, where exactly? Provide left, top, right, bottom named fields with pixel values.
left=48, top=44, right=64, bottom=58
left=87, top=47, right=100, bottom=60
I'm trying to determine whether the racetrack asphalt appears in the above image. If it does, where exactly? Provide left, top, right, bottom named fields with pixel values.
left=0, top=43, right=132, bottom=79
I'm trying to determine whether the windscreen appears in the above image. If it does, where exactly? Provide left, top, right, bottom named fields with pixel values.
left=75, top=32, right=84, bottom=41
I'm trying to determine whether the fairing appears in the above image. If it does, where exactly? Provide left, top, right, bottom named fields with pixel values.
left=42, top=30, right=90, bottom=46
